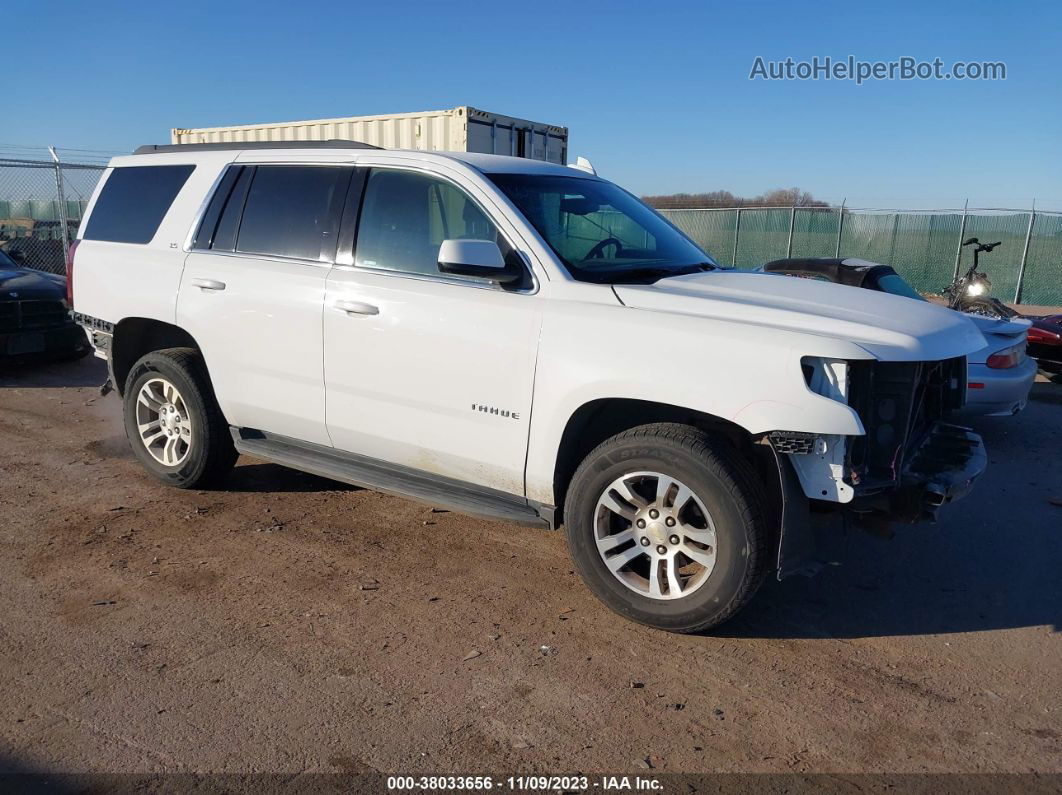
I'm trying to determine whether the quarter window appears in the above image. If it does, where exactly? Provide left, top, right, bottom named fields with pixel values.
left=84, top=165, right=195, bottom=244
left=355, top=170, right=507, bottom=277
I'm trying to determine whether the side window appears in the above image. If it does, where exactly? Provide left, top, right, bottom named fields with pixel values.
left=210, top=166, right=254, bottom=252
left=233, top=166, right=350, bottom=261
left=84, top=165, right=195, bottom=244
left=355, top=170, right=508, bottom=277
left=191, top=165, right=243, bottom=251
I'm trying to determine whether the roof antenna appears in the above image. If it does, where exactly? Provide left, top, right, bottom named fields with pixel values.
left=568, top=156, right=597, bottom=175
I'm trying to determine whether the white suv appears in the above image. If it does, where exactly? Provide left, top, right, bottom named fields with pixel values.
left=70, top=141, right=988, bottom=632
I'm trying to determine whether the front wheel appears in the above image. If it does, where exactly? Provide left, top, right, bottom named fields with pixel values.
left=122, top=348, right=237, bottom=488
left=564, top=423, right=771, bottom=633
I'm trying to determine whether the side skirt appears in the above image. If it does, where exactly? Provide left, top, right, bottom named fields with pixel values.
left=230, top=428, right=551, bottom=528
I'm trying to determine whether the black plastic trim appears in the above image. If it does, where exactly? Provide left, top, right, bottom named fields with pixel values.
left=231, top=428, right=550, bottom=527
left=134, top=140, right=381, bottom=154
left=770, top=447, right=820, bottom=580
left=71, top=312, right=114, bottom=333
left=334, top=168, right=369, bottom=266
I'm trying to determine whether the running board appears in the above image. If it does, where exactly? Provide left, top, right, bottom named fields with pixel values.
left=231, top=428, right=549, bottom=527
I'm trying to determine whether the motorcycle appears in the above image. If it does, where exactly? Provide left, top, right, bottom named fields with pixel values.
left=944, top=237, right=1062, bottom=379
left=944, top=238, right=1014, bottom=317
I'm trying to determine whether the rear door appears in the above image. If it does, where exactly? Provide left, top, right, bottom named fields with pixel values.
left=177, top=162, right=351, bottom=445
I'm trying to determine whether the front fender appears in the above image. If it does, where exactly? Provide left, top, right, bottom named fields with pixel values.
left=732, top=397, right=864, bottom=436
left=524, top=299, right=873, bottom=505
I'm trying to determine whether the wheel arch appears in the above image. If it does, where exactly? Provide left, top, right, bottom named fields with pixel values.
left=110, top=317, right=205, bottom=395
left=550, top=398, right=777, bottom=527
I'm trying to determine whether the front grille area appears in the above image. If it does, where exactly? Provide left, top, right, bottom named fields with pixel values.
left=845, top=356, right=966, bottom=492
left=0, top=300, right=70, bottom=333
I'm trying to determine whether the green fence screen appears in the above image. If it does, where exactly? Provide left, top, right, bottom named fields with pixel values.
left=661, top=207, right=1062, bottom=307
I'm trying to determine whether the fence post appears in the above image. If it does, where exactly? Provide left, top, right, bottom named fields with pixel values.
left=1014, top=203, right=1036, bottom=304
left=834, top=199, right=845, bottom=258
left=786, top=205, right=796, bottom=258
left=952, top=199, right=968, bottom=280
left=732, top=208, right=741, bottom=267
left=48, top=146, right=70, bottom=264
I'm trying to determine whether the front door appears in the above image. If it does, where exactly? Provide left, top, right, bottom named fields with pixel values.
left=323, top=167, right=542, bottom=495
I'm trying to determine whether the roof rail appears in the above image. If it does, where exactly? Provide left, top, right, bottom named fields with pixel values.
left=132, top=139, right=382, bottom=155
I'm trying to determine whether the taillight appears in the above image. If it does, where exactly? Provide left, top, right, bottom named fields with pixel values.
left=65, top=239, right=79, bottom=308
left=1028, top=326, right=1061, bottom=344
left=986, top=342, right=1026, bottom=369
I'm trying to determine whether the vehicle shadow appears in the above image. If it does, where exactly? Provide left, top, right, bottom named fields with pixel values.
left=227, top=462, right=360, bottom=494
left=1029, top=380, right=1062, bottom=405
left=717, top=401, right=1062, bottom=640
left=0, top=354, right=106, bottom=389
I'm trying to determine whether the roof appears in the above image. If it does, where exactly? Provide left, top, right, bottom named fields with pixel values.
left=125, top=143, right=592, bottom=179
left=429, top=151, right=589, bottom=177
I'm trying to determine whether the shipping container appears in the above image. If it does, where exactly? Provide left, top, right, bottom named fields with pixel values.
left=171, top=106, right=568, bottom=164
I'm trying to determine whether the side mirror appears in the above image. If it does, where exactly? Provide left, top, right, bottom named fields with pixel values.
left=437, top=239, right=519, bottom=283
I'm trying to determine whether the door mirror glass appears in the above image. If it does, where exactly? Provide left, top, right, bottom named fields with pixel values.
left=437, top=239, right=517, bottom=283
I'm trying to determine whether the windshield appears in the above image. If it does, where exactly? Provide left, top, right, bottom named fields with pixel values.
left=488, top=173, right=717, bottom=283
left=876, top=273, right=926, bottom=302
left=0, top=248, right=19, bottom=269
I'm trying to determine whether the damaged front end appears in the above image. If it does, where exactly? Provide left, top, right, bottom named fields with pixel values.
left=843, top=357, right=986, bottom=523
left=770, top=356, right=987, bottom=578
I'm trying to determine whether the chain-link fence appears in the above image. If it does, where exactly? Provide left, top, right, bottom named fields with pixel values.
left=0, top=149, right=108, bottom=275
left=660, top=205, right=1062, bottom=306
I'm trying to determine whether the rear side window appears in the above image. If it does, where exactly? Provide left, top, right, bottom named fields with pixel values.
left=191, top=166, right=243, bottom=251
left=235, top=166, right=350, bottom=261
left=84, top=165, right=194, bottom=244
left=192, top=165, right=254, bottom=253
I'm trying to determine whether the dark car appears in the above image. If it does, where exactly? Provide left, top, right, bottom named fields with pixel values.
left=1027, top=315, right=1062, bottom=378
left=0, top=248, right=90, bottom=361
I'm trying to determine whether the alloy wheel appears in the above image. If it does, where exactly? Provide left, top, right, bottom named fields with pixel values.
left=135, top=377, right=192, bottom=467
left=594, top=471, right=718, bottom=600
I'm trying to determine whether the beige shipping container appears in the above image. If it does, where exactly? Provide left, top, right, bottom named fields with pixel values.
left=171, top=106, right=568, bottom=163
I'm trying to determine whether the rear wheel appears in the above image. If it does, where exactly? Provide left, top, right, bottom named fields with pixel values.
left=122, top=348, right=237, bottom=488
left=565, top=423, right=771, bottom=633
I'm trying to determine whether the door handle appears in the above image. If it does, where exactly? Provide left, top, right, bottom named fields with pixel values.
left=191, top=278, right=226, bottom=291
left=335, top=300, right=380, bottom=316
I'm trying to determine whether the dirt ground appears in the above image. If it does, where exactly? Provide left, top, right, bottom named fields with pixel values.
left=0, top=355, right=1059, bottom=780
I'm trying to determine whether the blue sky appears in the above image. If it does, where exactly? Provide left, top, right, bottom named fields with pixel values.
left=7, top=0, right=1060, bottom=209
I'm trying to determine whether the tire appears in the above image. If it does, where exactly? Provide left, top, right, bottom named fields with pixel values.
left=564, top=423, right=771, bottom=633
left=122, top=347, right=237, bottom=489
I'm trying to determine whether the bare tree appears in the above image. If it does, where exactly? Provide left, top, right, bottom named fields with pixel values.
left=643, top=187, right=829, bottom=209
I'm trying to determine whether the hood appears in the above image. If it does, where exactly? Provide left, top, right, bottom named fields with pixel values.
left=0, top=267, right=66, bottom=301
left=613, top=270, right=986, bottom=361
